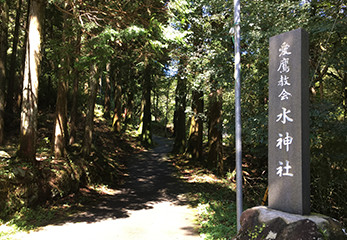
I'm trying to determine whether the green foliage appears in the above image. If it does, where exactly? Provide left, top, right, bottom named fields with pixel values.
left=6, top=207, right=58, bottom=231
left=121, top=25, right=148, bottom=41
left=0, top=206, right=65, bottom=239
left=238, top=0, right=310, bottom=158
left=198, top=202, right=237, bottom=240
left=310, top=101, right=347, bottom=223
left=173, top=155, right=238, bottom=239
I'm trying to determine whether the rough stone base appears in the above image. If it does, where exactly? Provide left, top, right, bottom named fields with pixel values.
left=233, top=206, right=346, bottom=240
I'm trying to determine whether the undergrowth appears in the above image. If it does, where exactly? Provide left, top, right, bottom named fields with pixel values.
left=0, top=206, right=61, bottom=239
left=171, top=155, right=238, bottom=240
left=1, top=207, right=58, bottom=232
left=0, top=184, right=122, bottom=239
left=197, top=201, right=237, bottom=240
left=0, top=118, right=141, bottom=239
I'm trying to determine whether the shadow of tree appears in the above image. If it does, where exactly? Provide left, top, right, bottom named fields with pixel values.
left=23, top=136, right=186, bottom=226
left=15, top=135, right=236, bottom=231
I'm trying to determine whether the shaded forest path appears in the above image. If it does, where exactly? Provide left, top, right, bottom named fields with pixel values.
left=14, top=136, right=201, bottom=240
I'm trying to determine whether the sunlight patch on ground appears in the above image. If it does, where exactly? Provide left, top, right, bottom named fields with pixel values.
left=186, top=173, right=224, bottom=184
left=89, top=184, right=122, bottom=195
left=180, top=168, right=225, bottom=185
left=0, top=223, right=18, bottom=240
left=10, top=201, right=201, bottom=240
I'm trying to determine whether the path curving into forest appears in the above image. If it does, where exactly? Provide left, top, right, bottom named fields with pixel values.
left=13, top=136, right=201, bottom=240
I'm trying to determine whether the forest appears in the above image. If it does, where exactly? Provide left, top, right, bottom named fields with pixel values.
left=0, top=0, right=346, bottom=237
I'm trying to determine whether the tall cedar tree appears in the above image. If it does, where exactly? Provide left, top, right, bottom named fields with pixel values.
left=103, top=63, right=111, bottom=119
left=81, top=64, right=98, bottom=157
left=6, top=0, right=23, bottom=118
left=0, top=0, right=9, bottom=145
left=172, top=60, right=187, bottom=153
left=139, top=62, right=153, bottom=146
left=68, top=29, right=81, bottom=145
left=207, top=87, right=223, bottom=175
left=112, top=82, right=122, bottom=133
left=19, top=0, right=45, bottom=161
left=187, top=90, right=204, bottom=161
left=53, top=4, right=70, bottom=158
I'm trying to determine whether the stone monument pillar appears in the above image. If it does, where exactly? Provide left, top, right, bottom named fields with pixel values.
left=268, top=28, right=310, bottom=215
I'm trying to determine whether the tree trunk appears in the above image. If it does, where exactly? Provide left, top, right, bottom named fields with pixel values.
left=139, top=64, right=152, bottom=146
left=124, top=90, right=134, bottom=129
left=187, top=90, right=204, bottom=161
left=68, top=30, right=81, bottom=146
left=207, top=88, right=223, bottom=175
left=103, top=62, right=111, bottom=119
left=112, top=83, right=122, bottom=133
left=53, top=76, right=68, bottom=158
left=16, top=0, right=30, bottom=114
left=123, top=66, right=135, bottom=129
left=82, top=64, right=98, bottom=157
left=164, top=81, right=170, bottom=137
left=53, top=6, right=70, bottom=158
left=0, top=0, right=9, bottom=145
left=153, top=89, right=159, bottom=122
left=69, top=71, right=79, bottom=145
left=172, top=63, right=187, bottom=153
left=19, top=0, right=45, bottom=161
left=6, top=0, right=23, bottom=119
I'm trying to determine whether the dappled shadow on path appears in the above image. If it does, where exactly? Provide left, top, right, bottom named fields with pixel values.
left=49, top=135, right=191, bottom=225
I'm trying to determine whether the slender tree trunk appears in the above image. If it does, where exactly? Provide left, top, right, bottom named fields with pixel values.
left=16, top=0, right=30, bottom=113
left=172, top=62, right=187, bottom=153
left=124, top=66, right=135, bottom=128
left=69, top=31, right=81, bottom=145
left=19, top=0, right=45, bottom=161
left=139, top=64, right=152, bottom=146
left=164, top=81, right=170, bottom=137
left=53, top=68, right=68, bottom=157
left=68, top=72, right=79, bottom=145
left=82, top=64, right=98, bottom=157
left=124, top=90, right=134, bottom=129
left=112, top=83, right=122, bottom=133
left=187, top=90, right=204, bottom=161
left=103, top=62, right=111, bottom=119
left=207, top=87, right=223, bottom=175
left=153, top=89, right=159, bottom=122
left=53, top=6, right=70, bottom=158
left=0, top=0, right=9, bottom=145
left=6, top=0, right=23, bottom=119
left=53, top=76, right=68, bottom=158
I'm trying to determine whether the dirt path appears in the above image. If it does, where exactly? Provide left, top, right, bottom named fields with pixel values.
left=13, top=136, right=201, bottom=240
